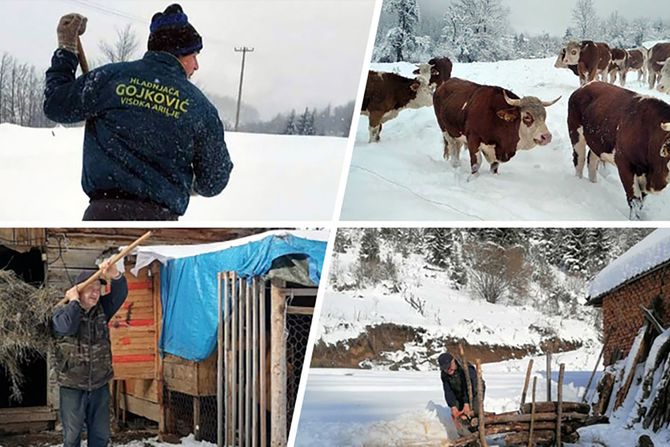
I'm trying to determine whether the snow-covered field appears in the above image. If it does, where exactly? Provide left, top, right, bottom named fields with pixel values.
left=0, top=124, right=345, bottom=221
left=294, top=345, right=670, bottom=447
left=294, top=348, right=603, bottom=446
left=342, top=57, right=670, bottom=221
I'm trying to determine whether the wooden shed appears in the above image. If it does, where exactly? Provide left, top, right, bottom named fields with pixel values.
left=0, top=228, right=262, bottom=435
left=587, top=229, right=670, bottom=366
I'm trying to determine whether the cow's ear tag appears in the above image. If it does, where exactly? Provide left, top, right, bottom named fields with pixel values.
left=410, top=82, right=420, bottom=92
left=497, top=108, right=518, bottom=122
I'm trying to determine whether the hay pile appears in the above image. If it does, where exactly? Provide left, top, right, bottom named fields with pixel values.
left=0, top=270, right=60, bottom=402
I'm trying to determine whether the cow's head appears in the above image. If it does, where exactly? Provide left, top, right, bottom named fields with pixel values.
left=409, top=63, right=435, bottom=106
left=661, top=122, right=670, bottom=158
left=498, top=91, right=561, bottom=150
left=563, top=41, right=581, bottom=65
left=656, top=58, right=670, bottom=93
left=413, top=63, right=439, bottom=92
left=554, top=48, right=568, bottom=68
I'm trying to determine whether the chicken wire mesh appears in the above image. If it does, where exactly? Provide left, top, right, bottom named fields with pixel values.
left=162, top=388, right=218, bottom=442
left=285, top=311, right=312, bottom=432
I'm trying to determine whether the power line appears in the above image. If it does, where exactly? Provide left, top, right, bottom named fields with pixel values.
left=59, top=0, right=230, bottom=47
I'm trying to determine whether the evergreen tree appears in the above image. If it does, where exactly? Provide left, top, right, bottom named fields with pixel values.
left=359, top=229, right=380, bottom=263
left=375, top=0, right=422, bottom=62
left=424, top=228, right=450, bottom=268
left=284, top=109, right=299, bottom=135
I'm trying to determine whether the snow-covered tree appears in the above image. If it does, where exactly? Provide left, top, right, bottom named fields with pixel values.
left=374, top=0, right=427, bottom=62
left=359, top=229, right=380, bottom=264
left=571, top=0, right=599, bottom=40
left=284, top=109, right=299, bottom=135
left=440, top=0, right=512, bottom=62
left=602, top=11, right=629, bottom=48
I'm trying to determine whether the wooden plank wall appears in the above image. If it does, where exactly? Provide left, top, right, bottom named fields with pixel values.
left=0, top=228, right=46, bottom=252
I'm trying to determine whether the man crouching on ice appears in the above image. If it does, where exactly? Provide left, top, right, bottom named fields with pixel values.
left=43, top=4, right=233, bottom=221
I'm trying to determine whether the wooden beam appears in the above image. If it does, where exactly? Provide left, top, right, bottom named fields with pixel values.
left=557, top=363, right=565, bottom=447
left=476, top=359, right=487, bottom=447
left=270, top=279, right=287, bottom=447
left=0, top=407, right=57, bottom=423
left=286, top=306, right=314, bottom=316
left=528, top=376, right=536, bottom=447
left=582, top=340, right=606, bottom=403
left=546, top=351, right=552, bottom=402
left=521, top=359, right=533, bottom=408
left=520, top=402, right=590, bottom=414
left=460, top=344, right=474, bottom=410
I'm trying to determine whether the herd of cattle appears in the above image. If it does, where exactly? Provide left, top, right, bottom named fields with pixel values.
left=361, top=41, right=670, bottom=220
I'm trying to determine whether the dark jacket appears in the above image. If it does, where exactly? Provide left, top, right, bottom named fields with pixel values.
left=441, top=361, right=483, bottom=410
left=52, top=277, right=128, bottom=390
left=44, top=49, right=233, bottom=216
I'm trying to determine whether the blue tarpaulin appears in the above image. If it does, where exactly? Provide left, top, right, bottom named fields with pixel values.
left=158, top=233, right=326, bottom=361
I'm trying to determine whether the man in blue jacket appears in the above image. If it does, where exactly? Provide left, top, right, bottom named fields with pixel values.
left=44, top=4, right=233, bottom=220
left=438, top=352, right=485, bottom=434
left=52, top=258, right=128, bottom=447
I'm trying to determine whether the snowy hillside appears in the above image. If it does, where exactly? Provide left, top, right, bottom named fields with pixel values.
left=342, top=57, right=670, bottom=220
left=0, top=124, right=344, bottom=221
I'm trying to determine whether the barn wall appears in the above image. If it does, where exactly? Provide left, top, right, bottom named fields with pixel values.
left=602, top=264, right=670, bottom=366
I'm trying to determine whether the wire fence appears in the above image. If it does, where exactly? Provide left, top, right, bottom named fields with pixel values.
left=285, top=312, right=312, bottom=432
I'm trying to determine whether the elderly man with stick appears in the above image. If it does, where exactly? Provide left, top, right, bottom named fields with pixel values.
left=52, top=258, right=128, bottom=447
left=44, top=4, right=233, bottom=221
left=438, top=352, right=485, bottom=436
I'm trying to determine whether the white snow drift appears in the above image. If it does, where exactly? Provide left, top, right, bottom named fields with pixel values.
left=0, top=124, right=345, bottom=221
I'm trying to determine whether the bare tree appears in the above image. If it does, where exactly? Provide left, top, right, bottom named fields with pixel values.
left=98, top=24, right=139, bottom=64
left=571, top=0, right=599, bottom=39
left=467, top=242, right=529, bottom=304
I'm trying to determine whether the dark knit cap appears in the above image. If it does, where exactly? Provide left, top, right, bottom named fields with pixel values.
left=438, top=352, right=454, bottom=369
left=148, top=4, right=203, bottom=57
left=75, top=270, right=106, bottom=286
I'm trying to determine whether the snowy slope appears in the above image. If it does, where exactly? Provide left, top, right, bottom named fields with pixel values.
left=0, top=124, right=344, bottom=221
left=342, top=58, right=670, bottom=221
left=589, top=228, right=670, bottom=300
left=321, top=251, right=600, bottom=368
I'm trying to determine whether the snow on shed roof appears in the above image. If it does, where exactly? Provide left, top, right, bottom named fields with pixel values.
left=588, top=229, right=670, bottom=304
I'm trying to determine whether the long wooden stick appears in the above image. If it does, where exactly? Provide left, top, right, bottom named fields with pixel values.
left=77, top=36, right=89, bottom=74
left=56, top=230, right=152, bottom=307
left=460, top=344, right=474, bottom=409
left=557, top=364, right=565, bottom=447
left=476, top=359, right=487, bottom=447
left=521, top=359, right=534, bottom=408
left=528, top=377, right=537, bottom=447
left=582, top=341, right=606, bottom=403
left=546, top=351, right=552, bottom=402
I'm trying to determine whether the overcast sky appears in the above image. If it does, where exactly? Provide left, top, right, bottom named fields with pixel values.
left=0, top=0, right=376, bottom=120
left=419, top=0, right=667, bottom=36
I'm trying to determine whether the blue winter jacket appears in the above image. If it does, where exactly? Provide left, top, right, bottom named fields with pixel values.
left=44, top=49, right=233, bottom=215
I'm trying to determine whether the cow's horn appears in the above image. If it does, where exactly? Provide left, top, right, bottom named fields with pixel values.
left=661, top=122, right=670, bottom=132
left=503, top=90, right=521, bottom=107
left=541, top=96, right=562, bottom=107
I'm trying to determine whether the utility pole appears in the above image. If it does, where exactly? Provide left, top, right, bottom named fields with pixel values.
left=234, top=46, right=254, bottom=131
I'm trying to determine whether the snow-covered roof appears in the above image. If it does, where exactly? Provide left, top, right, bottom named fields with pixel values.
left=588, top=229, right=670, bottom=304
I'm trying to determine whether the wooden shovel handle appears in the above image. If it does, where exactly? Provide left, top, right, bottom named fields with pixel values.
left=56, top=231, right=152, bottom=306
left=77, top=36, right=89, bottom=74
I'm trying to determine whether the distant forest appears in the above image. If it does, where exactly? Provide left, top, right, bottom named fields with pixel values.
left=374, top=0, right=670, bottom=63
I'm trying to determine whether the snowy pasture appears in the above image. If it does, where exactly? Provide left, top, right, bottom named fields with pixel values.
left=342, top=57, right=670, bottom=221
left=0, top=124, right=345, bottom=221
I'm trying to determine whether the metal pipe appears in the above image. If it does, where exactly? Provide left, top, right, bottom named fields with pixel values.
left=231, top=273, right=238, bottom=446
left=252, top=278, right=259, bottom=447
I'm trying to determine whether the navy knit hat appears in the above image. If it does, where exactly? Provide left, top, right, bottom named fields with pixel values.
left=438, top=352, right=454, bottom=369
left=75, top=270, right=106, bottom=286
left=148, top=4, right=203, bottom=57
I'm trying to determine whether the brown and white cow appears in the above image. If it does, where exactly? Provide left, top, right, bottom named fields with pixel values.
left=413, top=56, right=453, bottom=91
left=361, top=64, right=433, bottom=143
left=656, top=57, right=670, bottom=93
left=562, top=41, right=612, bottom=85
left=568, top=81, right=670, bottom=219
left=647, top=42, right=670, bottom=89
left=433, top=78, right=560, bottom=175
left=554, top=47, right=580, bottom=78
left=607, top=48, right=628, bottom=85
left=624, top=48, right=647, bottom=85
